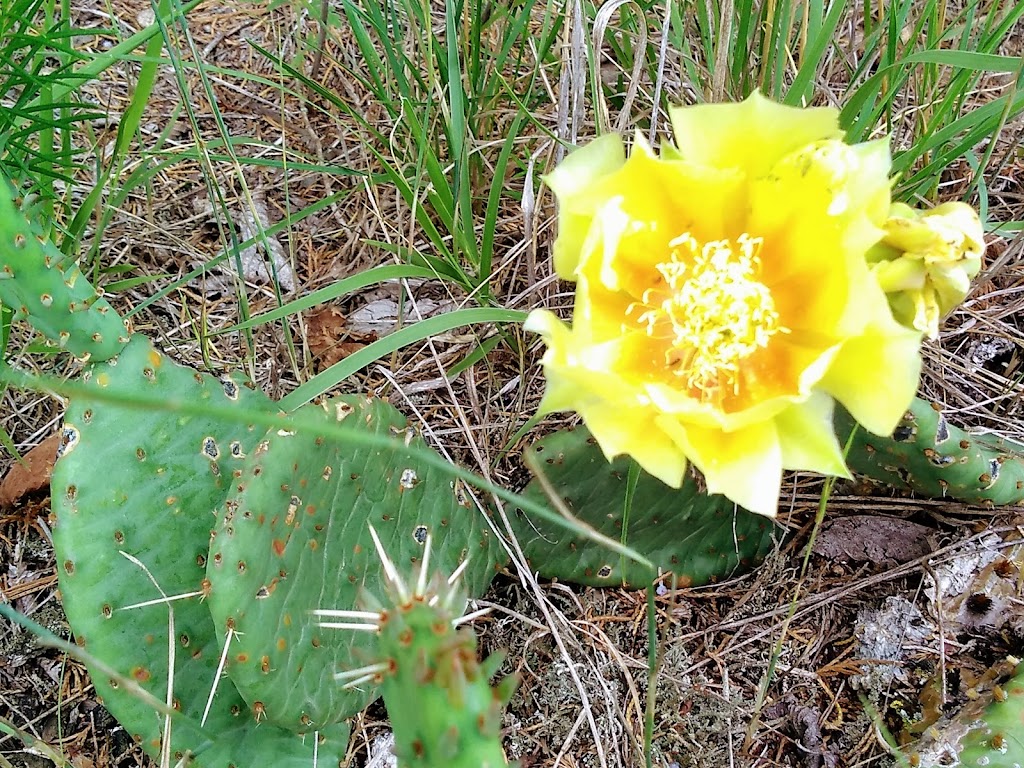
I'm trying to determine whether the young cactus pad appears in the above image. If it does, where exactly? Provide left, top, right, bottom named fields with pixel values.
left=205, top=395, right=505, bottom=732
left=0, top=184, right=129, bottom=361
left=835, top=397, right=1024, bottom=506
left=51, top=335, right=349, bottom=765
left=913, top=659, right=1024, bottom=767
left=957, top=661, right=1024, bottom=767
left=319, top=527, right=514, bottom=768
left=511, top=426, right=784, bottom=588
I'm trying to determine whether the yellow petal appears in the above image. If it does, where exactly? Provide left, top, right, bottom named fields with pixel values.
left=774, top=392, right=850, bottom=477
left=587, top=408, right=689, bottom=489
left=664, top=417, right=784, bottom=518
left=524, top=309, right=689, bottom=486
left=819, top=309, right=922, bottom=435
left=544, top=133, right=626, bottom=278
left=669, top=90, right=843, bottom=177
left=873, top=258, right=928, bottom=293
left=575, top=145, right=746, bottom=294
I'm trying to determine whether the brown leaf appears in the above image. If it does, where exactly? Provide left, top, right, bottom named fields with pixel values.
left=305, top=306, right=376, bottom=371
left=0, top=431, right=61, bottom=507
left=812, top=515, right=933, bottom=567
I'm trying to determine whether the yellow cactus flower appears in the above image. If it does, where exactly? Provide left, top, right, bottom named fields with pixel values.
left=526, top=91, right=924, bottom=518
left=869, top=202, right=985, bottom=338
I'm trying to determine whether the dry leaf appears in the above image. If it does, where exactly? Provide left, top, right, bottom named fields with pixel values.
left=306, top=306, right=375, bottom=371
left=0, top=432, right=61, bottom=507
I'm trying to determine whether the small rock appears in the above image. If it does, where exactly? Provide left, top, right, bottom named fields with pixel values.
left=852, top=595, right=933, bottom=690
left=812, top=515, right=933, bottom=566
left=366, top=732, right=397, bottom=768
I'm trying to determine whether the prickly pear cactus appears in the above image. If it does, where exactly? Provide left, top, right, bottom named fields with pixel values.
left=511, top=426, right=784, bottom=588
left=0, top=184, right=129, bottom=361
left=957, top=662, right=1024, bottom=767
left=205, top=395, right=505, bottom=731
left=322, top=527, right=515, bottom=768
left=51, top=335, right=349, bottom=765
left=911, top=658, right=1024, bottom=767
left=836, top=398, right=1024, bottom=506
left=954, top=663, right=1024, bottom=765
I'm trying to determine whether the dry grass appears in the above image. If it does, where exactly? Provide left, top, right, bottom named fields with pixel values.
left=3, top=1, right=1024, bottom=767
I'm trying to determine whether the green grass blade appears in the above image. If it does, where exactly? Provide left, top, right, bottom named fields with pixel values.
left=784, top=0, right=848, bottom=105
left=278, top=307, right=527, bottom=410
left=219, top=265, right=444, bottom=333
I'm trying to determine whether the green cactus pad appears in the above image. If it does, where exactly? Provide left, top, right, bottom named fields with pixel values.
left=205, top=395, right=505, bottom=731
left=958, top=662, right=1024, bottom=767
left=911, top=660, right=1024, bottom=767
left=836, top=398, right=1024, bottom=506
left=51, top=335, right=346, bottom=765
left=510, top=426, right=784, bottom=588
left=0, top=184, right=129, bottom=361
left=365, top=565, right=514, bottom=767
left=189, top=720, right=350, bottom=768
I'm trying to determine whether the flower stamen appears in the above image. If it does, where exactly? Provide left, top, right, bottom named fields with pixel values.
left=632, top=233, right=785, bottom=399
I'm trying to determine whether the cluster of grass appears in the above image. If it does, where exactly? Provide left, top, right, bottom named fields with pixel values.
left=4, top=0, right=1022, bottom=399
left=1, top=0, right=1023, bottom=765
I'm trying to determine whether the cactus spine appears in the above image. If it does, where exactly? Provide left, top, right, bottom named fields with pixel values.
left=319, top=526, right=515, bottom=768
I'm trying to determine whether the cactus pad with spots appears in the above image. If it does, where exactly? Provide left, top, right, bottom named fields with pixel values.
left=0, top=184, right=129, bottom=361
left=205, top=395, right=504, bottom=731
left=957, top=661, right=1024, bottom=767
left=911, top=659, right=1024, bottom=767
left=836, top=398, right=1024, bottom=506
left=510, top=426, right=784, bottom=588
left=50, top=335, right=348, bottom=765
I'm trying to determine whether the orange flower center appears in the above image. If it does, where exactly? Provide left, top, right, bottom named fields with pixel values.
left=631, top=232, right=785, bottom=400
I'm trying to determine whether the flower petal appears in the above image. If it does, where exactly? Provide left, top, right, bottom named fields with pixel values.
left=586, top=409, right=689, bottom=489
left=662, top=417, right=784, bottom=517
left=819, top=308, right=922, bottom=436
left=543, top=133, right=626, bottom=278
left=669, top=90, right=843, bottom=178
left=774, top=392, right=850, bottom=477
left=524, top=309, right=689, bottom=486
left=528, top=91, right=947, bottom=518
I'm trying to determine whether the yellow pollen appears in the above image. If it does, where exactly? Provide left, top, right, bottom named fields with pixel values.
left=631, top=232, right=784, bottom=398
